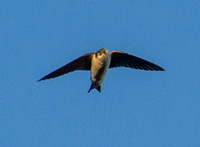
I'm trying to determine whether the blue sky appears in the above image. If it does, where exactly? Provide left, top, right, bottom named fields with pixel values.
left=1, top=0, right=200, bottom=146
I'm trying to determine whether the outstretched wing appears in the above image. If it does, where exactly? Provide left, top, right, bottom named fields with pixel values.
left=38, top=53, right=93, bottom=81
left=109, top=51, right=165, bottom=71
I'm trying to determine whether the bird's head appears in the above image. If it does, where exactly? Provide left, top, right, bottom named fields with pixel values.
left=95, top=48, right=108, bottom=57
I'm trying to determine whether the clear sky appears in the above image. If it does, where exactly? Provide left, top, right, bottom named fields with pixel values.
left=1, top=0, right=200, bottom=146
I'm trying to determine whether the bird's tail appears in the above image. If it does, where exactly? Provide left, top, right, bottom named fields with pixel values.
left=88, top=84, right=101, bottom=93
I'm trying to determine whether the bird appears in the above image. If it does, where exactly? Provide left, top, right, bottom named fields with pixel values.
left=38, top=48, right=165, bottom=93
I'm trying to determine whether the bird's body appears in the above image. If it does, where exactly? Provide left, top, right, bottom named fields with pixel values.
left=89, top=49, right=111, bottom=92
left=38, top=48, right=165, bottom=93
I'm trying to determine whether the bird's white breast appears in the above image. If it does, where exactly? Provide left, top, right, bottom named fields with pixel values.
left=90, top=52, right=111, bottom=85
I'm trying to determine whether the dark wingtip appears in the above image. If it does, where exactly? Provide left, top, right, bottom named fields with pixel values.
left=37, top=79, right=42, bottom=82
left=159, top=66, right=165, bottom=71
left=37, top=74, right=53, bottom=82
left=37, top=77, right=46, bottom=82
left=152, top=64, right=165, bottom=71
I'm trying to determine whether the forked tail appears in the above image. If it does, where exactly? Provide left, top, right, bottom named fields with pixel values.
left=88, top=84, right=101, bottom=93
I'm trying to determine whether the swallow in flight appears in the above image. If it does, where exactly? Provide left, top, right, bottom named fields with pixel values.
left=38, top=48, right=165, bottom=93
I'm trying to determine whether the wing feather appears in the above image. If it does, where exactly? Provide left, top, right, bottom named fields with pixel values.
left=38, top=53, right=93, bottom=81
left=109, top=51, right=165, bottom=71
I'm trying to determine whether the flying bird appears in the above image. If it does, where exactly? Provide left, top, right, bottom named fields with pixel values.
left=38, top=48, right=165, bottom=93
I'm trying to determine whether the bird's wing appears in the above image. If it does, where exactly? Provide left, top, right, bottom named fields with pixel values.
left=38, top=53, right=93, bottom=81
left=109, top=51, right=165, bottom=71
